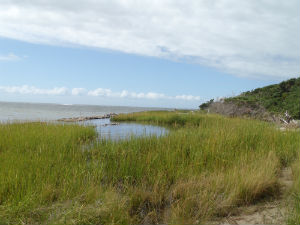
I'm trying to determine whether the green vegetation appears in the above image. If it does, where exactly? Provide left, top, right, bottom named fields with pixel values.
left=0, top=112, right=299, bottom=224
left=224, top=77, right=300, bottom=119
left=199, top=99, right=214, bottom=110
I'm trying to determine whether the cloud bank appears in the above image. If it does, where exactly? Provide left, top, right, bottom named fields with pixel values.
left=0, top=0, right=299, bottom=79
left=0, top=53, right=21, bottom=61
left=0, top=85, right=201, bottom=101
left=0, top=85, right=68, bottom=95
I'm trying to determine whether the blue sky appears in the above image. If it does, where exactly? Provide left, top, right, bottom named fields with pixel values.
left=0, top=0, right=299, bottom=108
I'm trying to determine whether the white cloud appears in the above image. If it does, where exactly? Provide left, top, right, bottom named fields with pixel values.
left=130, top=92, right=167, bottom=100
left=0, top=85, right=201, bottom=101
left=0, top=0, right=299, bottom=79
left=87, top=88, right=113, bottom=97
left=120, top=90, right=129, bottom=98
left=71, top=88, right=86, bottom=96
left=175, top=95, right=201, bottom=101
left=0, top=85, right=68, bottom=95
left=87, top=88, right=184, bottom=100
left=143, top=92, right=166, bottom=100
left=0, top=53, right=21, bottom=61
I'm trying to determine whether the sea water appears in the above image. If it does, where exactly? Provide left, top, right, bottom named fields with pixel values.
left=0, top=101, right=168, bottom=140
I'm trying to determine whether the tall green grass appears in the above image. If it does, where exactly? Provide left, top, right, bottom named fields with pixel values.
left=0, top=112, right=299, bottom=224
left=0, top=122, right=99, bottom=223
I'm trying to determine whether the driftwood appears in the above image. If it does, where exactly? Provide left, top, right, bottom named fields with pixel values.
left=285, top=111, right=292, bottom=123
left=280, top=118, right=289, bottom=124
left=279, top=111, right=293, bottom=124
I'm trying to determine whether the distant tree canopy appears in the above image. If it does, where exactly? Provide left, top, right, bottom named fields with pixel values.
left=224, top=77, right=300, bottom=119
left=199, top=99, right=214, bottom=110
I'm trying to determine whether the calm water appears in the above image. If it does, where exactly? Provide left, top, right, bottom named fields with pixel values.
left=0, top=101, right=168, bottom=139
left=81, top=118, right=167, bottom=140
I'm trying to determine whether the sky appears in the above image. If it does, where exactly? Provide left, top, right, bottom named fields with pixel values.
left=0, top=0, right=299, bottom=108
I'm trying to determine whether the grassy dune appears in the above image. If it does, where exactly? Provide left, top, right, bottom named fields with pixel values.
left=0, top=112, right=299, bottom=224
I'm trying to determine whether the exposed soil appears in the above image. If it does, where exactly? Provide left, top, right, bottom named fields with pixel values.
left=211, top=167, right=293, bottom=225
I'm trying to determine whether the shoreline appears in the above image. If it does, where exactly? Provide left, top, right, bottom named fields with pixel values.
left=56, top=113, right=118, bottom=122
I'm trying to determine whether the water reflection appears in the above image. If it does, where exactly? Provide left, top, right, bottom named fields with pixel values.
left=81, top=118, right=167, bottom=140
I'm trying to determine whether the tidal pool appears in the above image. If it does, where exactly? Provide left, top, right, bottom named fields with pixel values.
left=81, top=118, right=167, bottom=140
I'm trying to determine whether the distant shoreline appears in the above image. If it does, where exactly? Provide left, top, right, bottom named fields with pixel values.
left=0, top=101, right=173, bottom=122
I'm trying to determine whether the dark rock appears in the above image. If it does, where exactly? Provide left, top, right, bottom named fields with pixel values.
left=57, top=113, right=118, bottom=122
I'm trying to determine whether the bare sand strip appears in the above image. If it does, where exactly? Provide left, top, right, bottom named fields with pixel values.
left=211, top=168, right=293, bottom=225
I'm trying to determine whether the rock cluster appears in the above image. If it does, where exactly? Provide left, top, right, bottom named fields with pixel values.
left=57, top=113, right=118, bottom=122
left=103, top=122, right=120, bottom=126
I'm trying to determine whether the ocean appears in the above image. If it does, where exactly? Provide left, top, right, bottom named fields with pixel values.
left=0, top=101, right=168, bottom=121
left=0, top=101, right=168, bottom=139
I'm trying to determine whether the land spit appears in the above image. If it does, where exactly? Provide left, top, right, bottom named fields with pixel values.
left=57, top=113, right=118, bottom=122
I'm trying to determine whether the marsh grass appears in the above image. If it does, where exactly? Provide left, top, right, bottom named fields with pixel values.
left=0, top=112, right=299, bottom=224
